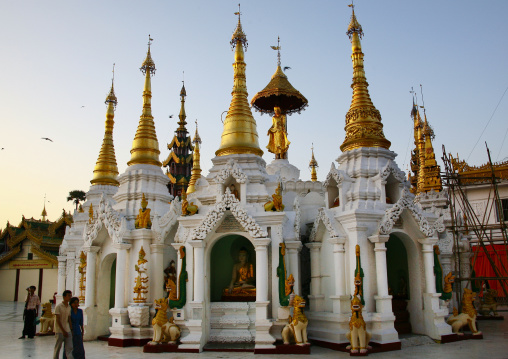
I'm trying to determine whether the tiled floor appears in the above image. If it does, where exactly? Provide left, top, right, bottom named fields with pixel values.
left=2, top=301, right=507, bottom=358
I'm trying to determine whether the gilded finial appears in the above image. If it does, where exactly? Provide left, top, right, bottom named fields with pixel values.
left=232, top=4, right=247, bottom=50
left=309, top=143, right=319, bottom=182
left=128, top=37, right=161, bottom=167
left=270, top=36, right=281, bottom=67
left=91, top=65, right=120, bottom=186
left=177, top=81, right=187, bottom=132
left=141, top=193, right=148, bottom=209
left=41, top=205, right=47, bottom=221
left=340, top=4, right=390, bottom=152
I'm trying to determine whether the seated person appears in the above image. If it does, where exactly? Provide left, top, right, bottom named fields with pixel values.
left=223, top=248, right=256, bottom=297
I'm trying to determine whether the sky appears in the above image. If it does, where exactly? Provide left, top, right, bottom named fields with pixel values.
left=0, top=0, right=507, bottom=226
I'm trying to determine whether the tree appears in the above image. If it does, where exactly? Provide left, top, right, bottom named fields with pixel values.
left=67, top=190, right=86, bottom=211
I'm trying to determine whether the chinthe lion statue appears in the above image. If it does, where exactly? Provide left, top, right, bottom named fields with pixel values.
left=282, top=295, right=309, bottom=346
left=346, top=295, right=372, bottom=354
left=446, top=288, right=481, bottom=335
left=39, top=302, right=55, bottom=334
left=481, top=289, right=498, bottom=316
left=149, top=298, right=181, bottom=345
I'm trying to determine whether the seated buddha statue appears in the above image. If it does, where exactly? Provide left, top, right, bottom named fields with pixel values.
left=264, top=183, right=285, bottom=212
left=223, top=248, right=256, bottom=299
left=135, top=194, right=152, bottom=229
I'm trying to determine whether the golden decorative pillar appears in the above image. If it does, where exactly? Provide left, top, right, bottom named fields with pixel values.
left=78, top=251, right=86, bottom=303
left=187, top=120, right=202, bottom=194
left=135, top=193, right=152, bottom=229
left=128, top=36, right=162, bottom=166
left=91, top=66, right=120, bottom=186
left=88, top=203, right=94, bottom=224
left=340, top=6, right=391, bottom=152
left=309, top=144, right=319, bottom=182
left=133, top=246, right=149, bottom=303
left=215, top=8, right=263, bottom=157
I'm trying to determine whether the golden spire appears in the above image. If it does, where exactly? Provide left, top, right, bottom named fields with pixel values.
left=91, top=65, right=120, bottom=186
left=128, top=36, right=162, bottom=167
left=177, top=81, right=187, bottom=132
left=340, top=5, right=391, bottom=152
left=187, top=120, right=202, bottom=194
left=41, top=204, right=47, bottom=221
left=88, top=203, right=94, bottom=224
left=215, top=6, right=263, bottom=157
left=309, top=144, right=318, bottom=182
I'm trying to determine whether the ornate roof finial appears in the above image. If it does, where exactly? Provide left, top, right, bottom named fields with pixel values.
left=91, top=68, right=120, bottom=186
left=231, top=4, right=247, bottom=50
left=128, top=37, right=161, bottom=167
left=340, top=4, right=391, bottom=152
left=177, top=80, right=187, bottom=132
left=41, top=197, right=47, bottom=221
left=216, top=7, right=263, bottom=157
left=270, top=36, right=281, bottom=67
left=309, top=143, right=319, bottom=182
left=187, top=119, right=202, bottom=194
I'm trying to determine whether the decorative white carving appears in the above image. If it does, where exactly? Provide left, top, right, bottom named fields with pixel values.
left=215, top=159, right=248, bottom=184
left=58, top=261, right=66, bottom=277
left=127, top=305, right=150, bottom=327
left=379, top=161, right=407, bottom=184
left=293, top=197, right=301, bottom=240
left=84, top=194, right=128, bottom=246
left=175, top=225, right=190, bottom=243
left=191, top=188, right=267, bottom=240
left=152, top=197, right=181, bottom=243
left=310, top=208, right=343, bottom=242
left=378, top=187, right=434, bottom=237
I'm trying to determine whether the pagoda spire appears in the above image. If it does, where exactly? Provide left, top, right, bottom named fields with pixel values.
left=41, top=204, right=47, bottom=221
left=215, top=6, right=263, bottom=157
left=309, top=144, right=318, bottom=182
left=340, top=5, right=391, bottom=152
left=187, top=120, right=202, bottom=194
left=177, top=81, right=188, bottom=132
left=128, top=36, right=161, bottom=167
left=91, top=65, right=120, bottom=186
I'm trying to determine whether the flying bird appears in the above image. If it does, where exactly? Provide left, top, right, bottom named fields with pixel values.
left=283, top=66, right=291, bottom=71
left=41, top=137, right=53, bottom=142
left=1, top=148, right=4, bottom=150
left=169, top=115, right=174, bottom=118
left=81, top=106, right=85, bottom=108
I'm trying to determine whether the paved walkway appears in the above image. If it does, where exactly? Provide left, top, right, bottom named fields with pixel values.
left=2, top=301, right=507, bottom=358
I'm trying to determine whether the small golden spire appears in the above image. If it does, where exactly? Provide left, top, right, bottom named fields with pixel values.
left=128, top=36, right=162, bottom=166
left=309, top=143, right=318, bottom=182
left=340, top=4, right=391, bottom=152
left=177, top=81, right=188, bottom=132
left=41, top=204, right=47, bottom=221
left=215, top=6, right=263, bottom=157
left=187, top=120, right=202, bottom=194
left=91, top=65, right=120, bottom=186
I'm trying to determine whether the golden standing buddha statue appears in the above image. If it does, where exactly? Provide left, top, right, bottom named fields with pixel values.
left=266, top=106, right=290, bottom=159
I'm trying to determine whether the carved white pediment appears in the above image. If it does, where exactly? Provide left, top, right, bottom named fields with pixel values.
left=379, top=161, right=407, bottom=183
left=191, top=188, right=267, bottom=240
left=215, top=159, right=248, bottom=184
left=310, top=207, right=345, bottom=242
left=323, top=165, right=352, bottom=188
left=151, top=197, right=182, bottom=243
left=378, top=187, right=434, bottom=237
left=84, top=194, right=127, bottom=246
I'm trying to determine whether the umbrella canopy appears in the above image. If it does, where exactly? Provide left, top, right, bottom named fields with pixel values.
left=251, top=66, right=308, bottom=115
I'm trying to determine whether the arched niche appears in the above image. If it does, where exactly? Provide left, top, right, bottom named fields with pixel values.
left=326, top=178, right=340, bottom=209
left=385, top=173, right=401, bottom=204
left=96, top=252, right=116, bottom=336
left=209, top=234, right=255, bottom=302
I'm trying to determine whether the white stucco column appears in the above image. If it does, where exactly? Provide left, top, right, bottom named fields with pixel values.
left=329, top=237, right=348, bottom=313
left=66, top=253, right=76, bottom=295
left=253, top=238, right=271, bottom=302
left=419, top=238, right=438, bottom=294
left=190, top=240, right=205, bottom=303
left=84, top=246, right=100, bottom=308
left=284, top=240, right=302, bottom=294
left=57, top=256, right=67, bottom=296
left=150, top=243, right=165, bottom=301
left=252, top=238, right=274, bottom=349
left=113, top=243, right=131, bottom=308
left=306, top=242, right=324, bottom=312
left=368, top=234, right=392, bottom=315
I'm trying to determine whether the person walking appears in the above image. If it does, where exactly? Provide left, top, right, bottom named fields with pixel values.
left=19, top=285, right=40, bottom=339
left=54, top=290, right=73, bottom=359
left=69, top=297, right=85, bottom=359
